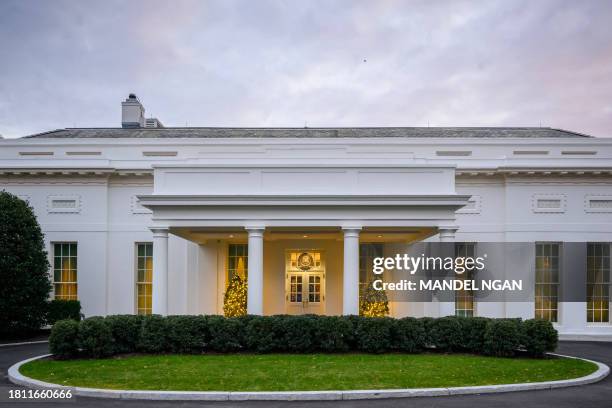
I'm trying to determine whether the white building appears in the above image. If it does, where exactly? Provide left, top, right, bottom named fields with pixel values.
left=1, top=95, right=611, bottom=339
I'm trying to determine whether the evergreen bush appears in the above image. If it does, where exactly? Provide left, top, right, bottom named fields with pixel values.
left=207, top=315, right=245, bottom=352
left=78, top=317, right=113, bottom=358
left=355, top=317, right=394, bottom=353
left=47, top=314, right=557, bottom=359
left=483, top=319, right=521, bottom=357
left=138, top=315, right=169, bottom=353
left=456, top=316, right=490, bottom=352
left=47, top=300, right=82, bottom=325
left=49, top=319, right=80, bottom=359
left=105, top=314, right=143, bottom=354
left=0, top=192, right=51, bottom=337
left=314, top=316, right=352, bottom=352
left=393, top=317, right=426, bottom=352
left=166, top=315, right=208, bottom=354
left=521, top=318, right=558, bottom=357
left=429, top=316, right=463, bottom=352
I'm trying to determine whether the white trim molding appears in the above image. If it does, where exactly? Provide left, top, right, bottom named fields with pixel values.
left=131, top=195, right=152, bottom=214
left=47, top=195, right=81, bottom=214
left=585, top=194, right=612, bottom=213
left=532, top=193, right=566, bottom=213
left=456, top=195, right=481, bottom=214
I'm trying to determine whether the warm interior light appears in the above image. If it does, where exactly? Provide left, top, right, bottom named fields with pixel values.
left=377, top=235, right=383, bottom=238
left=303, top=235, right=309, bottom=238
left=229, top=234, right=234, bottom=238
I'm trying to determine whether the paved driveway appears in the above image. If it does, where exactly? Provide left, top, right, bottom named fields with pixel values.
left=1, top=341, right=611, bottom=408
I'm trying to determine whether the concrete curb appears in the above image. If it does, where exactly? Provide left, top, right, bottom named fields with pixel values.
left=8, top=353, right=610, bottom=401
left=0, top=340, right=48, bottom=347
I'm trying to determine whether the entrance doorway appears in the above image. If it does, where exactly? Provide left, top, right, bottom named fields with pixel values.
left=285, top=250, right=326, bottom=315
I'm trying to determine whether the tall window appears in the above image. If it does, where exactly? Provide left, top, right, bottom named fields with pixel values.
left=587, top=243, right=610, bottom=323
left=136, top=243, right=153, bottom=315
left=455, top=243, right=475, bottom=317
left=227, top=244, right=248, bottom=284
left=53, top=243, right=78, bottom=300
left=359, top=243, right=383, bottom=286
left=535, top=242, right=560, bottom=322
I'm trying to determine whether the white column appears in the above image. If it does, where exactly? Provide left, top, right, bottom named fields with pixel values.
left=438, top=227, right=458, bottom=242
left=151, top=227, right=169, bottom=315
left=246, top=227, right=265, bottom=315
left=342, top=227, right=361, bottom=315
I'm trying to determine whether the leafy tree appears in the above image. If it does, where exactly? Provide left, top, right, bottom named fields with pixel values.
left=0, top=191, right=51, bottom=337
left=223, top=274, right=247, bottom=317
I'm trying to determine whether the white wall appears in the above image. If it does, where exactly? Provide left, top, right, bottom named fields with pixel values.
left=2, top=135, right=612, bottom=336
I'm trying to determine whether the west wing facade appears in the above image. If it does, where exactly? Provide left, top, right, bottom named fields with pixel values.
left=1, top=126, right=611, bottom=339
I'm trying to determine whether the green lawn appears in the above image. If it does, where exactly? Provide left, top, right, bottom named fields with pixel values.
left=20, top=353, right=597, bottom=391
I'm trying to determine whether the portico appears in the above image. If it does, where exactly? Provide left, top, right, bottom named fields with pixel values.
left=138, top=163, right=469, bottom=316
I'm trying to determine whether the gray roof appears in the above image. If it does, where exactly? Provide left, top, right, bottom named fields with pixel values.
left=23, top=127, right=592, bottom=139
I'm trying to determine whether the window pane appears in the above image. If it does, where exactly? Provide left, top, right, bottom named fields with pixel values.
left=587, top=243, right=610, bottom=323
left=53, top=243, right=78, bottom=300
left=535, top=243, right=560, bottom=322
left=455, top=243, right=476, bottom=317
left=227, top=244, right=248, bottom=285
left=136, top=243, right=153, bottom=315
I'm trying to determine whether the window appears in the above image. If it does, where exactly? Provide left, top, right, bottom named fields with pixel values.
left=360, top=243, right=383, bottom=286
left=587, top=243, right=610, bottom=323
left=455, top=243, right=476, bottom=317
left=227, top=244, right=248, bottom=284
left=289, top=275, right=302, bottom=302
left=136, top=243, right=153, bottom=315
left=53, top=243, right=77, bottom=300
left=535, top=243, right=560, bottom=322
left=308, top=275, right=321, bottom=302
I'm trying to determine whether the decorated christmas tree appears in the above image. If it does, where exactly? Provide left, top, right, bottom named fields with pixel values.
left=223, top=274, right=247, bottom=317
left=359, top=283, right=389, bottom=317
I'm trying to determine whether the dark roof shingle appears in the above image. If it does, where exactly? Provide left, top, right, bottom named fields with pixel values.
left=23, top=127, right=591, bottom=139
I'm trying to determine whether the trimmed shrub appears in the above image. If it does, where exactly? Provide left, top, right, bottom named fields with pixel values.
left=49, top=319, right=80, bottom=359
left=314, top=316, right=352, bottom=352
left=245, top=316, right=279, bottom=353
left=419, top=317, right=435, bottom=347
left=429, top=316, right=462, bottom=352
left=393, top=317, right=426, bottom=353
left=522, top=319, right=558, bottom=357
left=355, top=317, right=394, bottom=353
left=0, top=192, right=51, bottom=337
left=483, top=319, right=521, bottom=357
left=138, top=315, right=168, bottom=353
left=341, top=315, right=362, bottom=349
left=48, top=314, right=558, bottom=360
left=166, top=315, right=208, bottom=354
left=105, top=315, right=143, bottom=354
left=47, top=300, right=82, bottom=325
left=207, top=316, right=245, bottom=352
left=457, top=316, right=490, bottom=352
left=78, top=317, right=113, bottom=358
left=282, top=315, right=317, bottom=352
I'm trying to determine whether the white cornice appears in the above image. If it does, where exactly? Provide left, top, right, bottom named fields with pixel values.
left=138, top=194, right=472, bottom=208
left=0, top=168, right=152, bottom=177
left=456, top=168, right=612, bottom=177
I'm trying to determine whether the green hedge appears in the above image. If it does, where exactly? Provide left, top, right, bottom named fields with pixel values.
left=46, top=300, right=82, bottom=325
left=49, top=315, right=558, bottom=359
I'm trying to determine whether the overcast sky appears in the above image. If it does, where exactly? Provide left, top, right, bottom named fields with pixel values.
left=0, top=0, right=611, bottom=138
